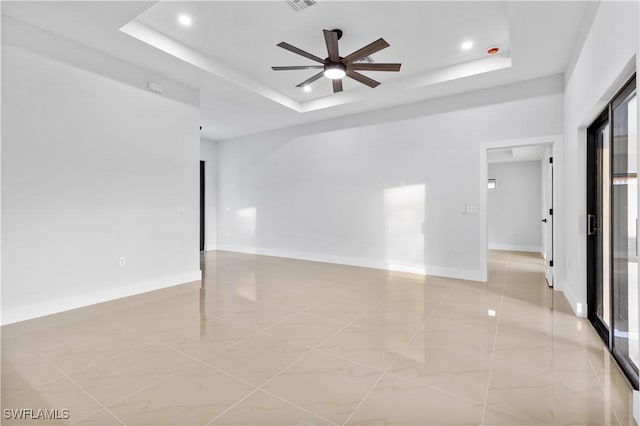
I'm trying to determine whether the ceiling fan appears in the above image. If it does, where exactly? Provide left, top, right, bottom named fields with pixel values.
left=271, top=29, right=401, bottom=93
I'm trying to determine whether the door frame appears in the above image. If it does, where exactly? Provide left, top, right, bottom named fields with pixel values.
left=200, top=160, right=205, bottom=252
left=479, top=135, right=562, bottom=282
left=586, top=74, right=639, bottom=390
left=586, top=107, right=611, bottom=345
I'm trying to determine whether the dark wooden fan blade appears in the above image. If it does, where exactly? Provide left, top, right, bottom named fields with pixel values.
left=349, top=63, right=401, bottom=72
left=295, top=71, right=325, bottom=87
left=272, top=66, right=325, bottom=71
left=277, top=42, right=326, bottom=64
left=332, top=79, right=343, bottom=93
left=342, top=38, right=390, bottom=64
left=323, top=30, right=340, bottom=62
left=347, top=70, right=380, bottom=88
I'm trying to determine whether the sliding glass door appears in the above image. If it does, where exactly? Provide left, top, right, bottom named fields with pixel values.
left=587, top=75, right=638, bottom=389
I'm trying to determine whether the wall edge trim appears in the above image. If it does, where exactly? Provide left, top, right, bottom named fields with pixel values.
left=215, top=245, right=485, bottom=282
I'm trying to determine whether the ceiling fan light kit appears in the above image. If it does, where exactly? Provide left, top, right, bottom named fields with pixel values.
left=324, top=63, right=346, bottom=79
left=272, top=29, right=402, bottom=93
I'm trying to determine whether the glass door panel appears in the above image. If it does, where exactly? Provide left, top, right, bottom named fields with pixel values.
left=612, top=86, right=638, bottom=377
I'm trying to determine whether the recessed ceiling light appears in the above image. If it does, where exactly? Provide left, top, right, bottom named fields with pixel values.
left=303, top=85, right=312, bottom=93
left=178, top=14, right=192, bottom=27
left=461, top=40, right=473, bottom=50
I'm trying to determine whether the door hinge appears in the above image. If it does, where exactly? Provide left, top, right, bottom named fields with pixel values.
left=550, top=260, right=554, bottom=267
left=549, top=157, right=553, bottom=164
left=549, top=208, right=553, bottom=215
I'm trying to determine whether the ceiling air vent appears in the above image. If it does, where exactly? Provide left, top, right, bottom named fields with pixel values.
left=285, top=0, right=317, bottom=12
left=355, top=56, right=375, bottom=64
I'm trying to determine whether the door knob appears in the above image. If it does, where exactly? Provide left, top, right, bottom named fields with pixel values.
left=541, top=219, right=547, bottom=223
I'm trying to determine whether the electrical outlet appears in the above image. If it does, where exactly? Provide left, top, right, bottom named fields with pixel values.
left=453, top=244, right=461, bottom=253
left=119, top=257, right=126, bottom=267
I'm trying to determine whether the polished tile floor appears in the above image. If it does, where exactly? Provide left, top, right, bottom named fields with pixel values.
left=1, top=250, right=637, bottom=425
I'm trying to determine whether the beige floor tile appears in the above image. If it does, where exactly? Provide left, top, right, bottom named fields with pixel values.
left=482, top=406, right=545, bottom=426
left=317, top=323, right=416, bottom=371
left=442, top=286, right=503, bottom=308
left=303, top=300, right=380, bottom=323
left=260, top=291, right=328, bottom=312
left=261, top=312, right=346, bottom=347
left=426, top=303, right=500, bottom=333
left=159, top=319, right=256, bottom=359
left=345, top=373, right=484, bottom=425
left=70, top=409, right=123, bottom=425
left=485, top=382, right=558, bottom=425
left=123, top=313, right=203, bottom=341
left=414, top=327, right=497, bottom=352
left=203, top=333, right=310, bottom=386
left=69, top=343, right=195, bottom=406
left=1, top=249, right=636, bottom=426
left=107, top=363, right=254, bottom=425
left=490, top=346, right=596, bottom=380
left=209, top=389, right=333, bottom=425
left=1, top=349, right=65, bottom=400
left=38, top=328, right=155, bottom=375
left=388, top=347, right=492, bottom=402
left=262, top=350, right=382, bottom=424
left=486, top=374, right=620, bottom=426
left=351, top=301, right=438, bottom=329
left=0, top=376, right=103, bottom=425
left=217, top=303, right=299, bottom=331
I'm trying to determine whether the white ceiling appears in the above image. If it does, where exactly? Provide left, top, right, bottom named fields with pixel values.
left=133, top=1, right=511, bottom=102
left=2, top=1, right=594, bottom=140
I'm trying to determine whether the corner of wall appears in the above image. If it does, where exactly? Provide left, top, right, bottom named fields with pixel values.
left=557, top=279, right=587, bottom=318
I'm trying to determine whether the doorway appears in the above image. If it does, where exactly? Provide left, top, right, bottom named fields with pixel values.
left=485, top=143, right=554, bottom=286
left=480, top=136, right=559, bottom=283
left=200, top=160, right=205, bottom=252
left=587, top=74, right=639, bottom=389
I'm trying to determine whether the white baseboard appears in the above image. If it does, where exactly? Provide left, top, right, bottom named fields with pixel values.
left=1, top=270, right=202, bottom=326
left=489, top=243, right=543, bottom=253
left=216, top=245, right=484, bottom=282
left=558, top=280, right=587, bottom=318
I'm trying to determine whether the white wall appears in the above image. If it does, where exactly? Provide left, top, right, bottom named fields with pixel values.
left=216, top=78, right=563, bottom=281
left=1, top=46, right=201, bottom=324
left=200, top=138, right=218, bottom=250
left=488, top=160, right=542, bottom=252
left=562, top=0, right=639, bottom=316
